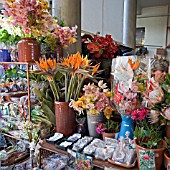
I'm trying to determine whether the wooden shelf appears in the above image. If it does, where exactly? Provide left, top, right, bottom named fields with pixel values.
left=1, top=91, right=28, bottom=97
left=2, top=132, right=29, bottom=143
left=0, top=62, right=35, bottom=65
left=39, top=140, right=138, bottom=170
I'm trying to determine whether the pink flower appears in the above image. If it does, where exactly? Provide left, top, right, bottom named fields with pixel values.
left=96, top=123, right=105, bottom=134
left=142, top=154, right=151, bottom=161
left=131, top=81, right=139, bottom=92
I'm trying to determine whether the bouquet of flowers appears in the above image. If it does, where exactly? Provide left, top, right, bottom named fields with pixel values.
left=35, top=52, right=100, bottom=102
left=2, top=0, right=54, bottom=39
left=69, top=80, right=113, bottom=116
left=112, top=56, right=150, bottom=121
left=87, top=34, right=119, bottom=59
left=43, top=24, right=78, bottom=51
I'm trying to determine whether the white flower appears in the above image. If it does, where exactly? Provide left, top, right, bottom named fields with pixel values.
left=98, top=80, right=107, bottom=89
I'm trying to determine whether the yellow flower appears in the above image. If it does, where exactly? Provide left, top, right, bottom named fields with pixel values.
left=88, top=109, right=100, bottom=115
left=104, top=91, right=111, bottom=98
left=104, top=106, right=113, bottom=119
left=78, top=96, right=86, bottom=102
left=6, top=0, right=15, bottom=3
left=69, top=37, right=77, bottom=44
left=41, top=1, right=49, bottom=10
left=75, top=101, right=86, bottom=108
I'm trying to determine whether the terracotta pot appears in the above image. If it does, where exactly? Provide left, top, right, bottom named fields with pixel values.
left=54, top=101, right=76, bottom=136
left=102, top=132, right=115, bottom=141
left=17, top=38, right=40, bottom=62
left=134, top=139, right=166, bottom=170
left=166, top=124, right=170, bottom=139
left=164, top=150, right=170, bottom=168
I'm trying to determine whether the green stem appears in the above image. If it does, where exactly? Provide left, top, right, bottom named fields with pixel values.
left=49, top=77, right=60, bottom=101
left=74, top=75, right=85, bottom=100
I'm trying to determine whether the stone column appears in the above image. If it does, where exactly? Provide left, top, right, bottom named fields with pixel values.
left=123, top=0, right=137, bottom=49
left=52, top=0, right=81, bottom=56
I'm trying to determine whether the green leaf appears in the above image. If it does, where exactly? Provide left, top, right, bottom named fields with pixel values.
left=41, top=104, right=56, bottom=125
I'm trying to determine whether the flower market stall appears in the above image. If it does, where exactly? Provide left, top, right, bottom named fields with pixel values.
left=0, top=0, right=170, bottom=170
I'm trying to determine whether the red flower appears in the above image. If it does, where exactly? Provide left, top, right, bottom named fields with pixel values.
left=87, top=34, right=119, bottom=59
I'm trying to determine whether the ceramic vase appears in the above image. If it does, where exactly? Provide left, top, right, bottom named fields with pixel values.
left=54, top=101, right=76, bottom=136
left=17, top=38, right=40, bottom=62
left=118, top=115, right=134, bottom=140
left=87, top=112, right=104, bottom=138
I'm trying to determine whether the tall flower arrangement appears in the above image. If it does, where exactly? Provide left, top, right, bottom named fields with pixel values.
left=112, top=56, right=149, bottom=121
left=35, top=52, right=100, bottom=102
left=2, top=0, right=54, bottom=39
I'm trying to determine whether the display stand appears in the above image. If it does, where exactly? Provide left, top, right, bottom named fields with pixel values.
left=39, top=140, right=138, bottom=170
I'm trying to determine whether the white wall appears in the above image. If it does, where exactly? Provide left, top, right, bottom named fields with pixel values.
left=81, top=0, right=124, bottom=43
left=136, top=5, right=170, bottom=58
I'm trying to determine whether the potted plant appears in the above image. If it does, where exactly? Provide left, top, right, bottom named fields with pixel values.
left=96, top=120, right=120, bottom=140
left=134, top=120, right=166, bottom=170
left=69, top=80, right=113, bottom=137
left=86, top=34, right=119, bottom=80
left=35, top=52, right=100, bottom=136
left=164, top=137, right=170, bottom=168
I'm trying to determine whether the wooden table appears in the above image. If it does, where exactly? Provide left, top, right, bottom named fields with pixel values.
left=39, top=140, right=138, bottom=170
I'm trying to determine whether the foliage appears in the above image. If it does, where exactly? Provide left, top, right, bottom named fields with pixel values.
left=69, top=80, right=113, bottom=115
left=134, top=119, right=163, bottom=149
left=87, top=34, right=119, bottom=59
left=165, top=137, right=170, bottom=156
left=0, top=66, right=26, bottom=83
left=35, top=52, right=100, bottom=102
left=33, top=87, right=55, bottom=125
left=0, top=29, right=21, bottom=47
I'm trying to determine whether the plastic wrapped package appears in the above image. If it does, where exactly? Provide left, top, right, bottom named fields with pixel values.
left=72, top=136, right=93, bottom=151
left=94, top=148, right=114, bottom=161
left=67, top=133, right=81, bottom=142
left=42, top=154, right=68, bottom=170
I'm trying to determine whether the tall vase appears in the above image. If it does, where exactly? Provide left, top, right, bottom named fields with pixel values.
left=87, top=112, right=104, bottom=138
left=118, top=115, right=134, bottom=140
left=54, top=101, right=76, bottom=136
left=17, top=38, right=40, bottom=62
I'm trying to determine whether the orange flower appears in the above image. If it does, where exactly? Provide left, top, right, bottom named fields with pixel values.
left=92, top=63, right=100, bottom=75
left=35, top=58, right=57, bottom=72
left=62, top=52, right=91, bottom=71
left=128, top=59, right=140, bottom=70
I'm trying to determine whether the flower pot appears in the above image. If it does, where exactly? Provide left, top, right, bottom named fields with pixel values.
left=45, top=44, right=63, bottom=62
left=17, top=38, right=40, bottom=62
left=54, top=101, right=76, bottom=136
left=166, top=124, right=170, bottom=139
left=118, top=115, right=134, bottom=140
left=134, top=139, right=166, bottom=170
left=164, top=150, right=170, bottom=169
left=87, top=112, right=104, bottom=138
left=102, top=132, right=115, bottom=141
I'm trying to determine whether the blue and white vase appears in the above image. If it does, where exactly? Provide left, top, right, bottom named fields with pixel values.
left=118, top=115, right=134, bottom=140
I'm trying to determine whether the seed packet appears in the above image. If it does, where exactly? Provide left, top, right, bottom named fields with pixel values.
left=139, top=149, right=155, bottom=170
left=74, top=152, right=93, bottom=170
